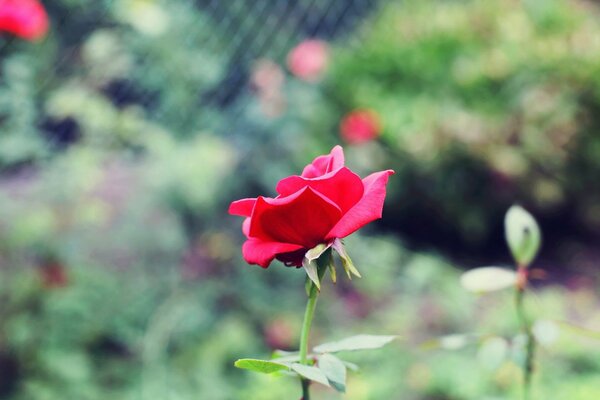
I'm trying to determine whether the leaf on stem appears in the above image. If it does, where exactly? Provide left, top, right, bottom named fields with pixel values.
left=532, top=319, right=560, bottom=345
left=460, top=267, right=517, bottom=293
left=303, top=258, right=320, bottom=290
left=234, top=359, right=290, bottom=374
left=271, top=349, right=298, bottom=358
left=332, top=239, right=361, bottom=279
left=290, top=363, right=331, bottom=387
left=342, top=360, right=359, bottom=372
left=318, top=354, right=347, bottom=393
left=477, top=337, right=509, bottom=371
left=271, top=350, right=303, bottom=364
left=328, top=259, right=337, bottom=283
left=305, top=243, right=331, bottom=262
left=303, top=243, right=333, bottom=290
left=313, top=334, right=397, bottom=353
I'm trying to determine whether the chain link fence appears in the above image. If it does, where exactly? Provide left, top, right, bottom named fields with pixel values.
left=0, top=0, right=386, bottom=156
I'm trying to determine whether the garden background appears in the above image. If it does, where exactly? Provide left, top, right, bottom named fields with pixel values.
left=0, top=0, right=599, bottom=399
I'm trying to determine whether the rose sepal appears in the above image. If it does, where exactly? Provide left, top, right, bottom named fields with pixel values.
left=332, top=239, right=361, bottom=279
left=303, top=243, right=333, bottom=293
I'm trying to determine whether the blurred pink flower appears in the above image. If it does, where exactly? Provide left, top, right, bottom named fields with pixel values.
left=340, top=109, right=381, bottom=144
left=251, top=58, right=286, bottom=118
left=0, top=0, right=49, bottom=41
left=286, top=39, right=329, bottom=82
left=264, top=318, right=294, bottom=349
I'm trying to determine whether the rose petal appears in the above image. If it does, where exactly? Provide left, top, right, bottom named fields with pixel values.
left=326, top=170, right=394, bottom=239
left=276, top=167, right=364, bottom=214
left=275, top=248, right=307, bottom=267
left=229, top=198, right=257, bottom=217
left=301, top=145, right=345, bottom=178
left=249, top=186, right=342, bottom=248
left=242, top=218, right=251, bottom=236
left=242, top=239, right=304, bottom=268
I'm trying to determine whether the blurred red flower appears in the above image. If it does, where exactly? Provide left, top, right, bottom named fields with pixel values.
left=229, top=146, right=394, bottom=268
left=340, top=109, right=381, bottom=144
left=286, top=39, right=329, bottom=82
left=39, top=261, right=68, bottom=289
left=0, top=0, right=49, bottom=41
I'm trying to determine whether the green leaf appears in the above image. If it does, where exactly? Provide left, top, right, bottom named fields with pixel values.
left=328, top=259, right=337, bottom=283
left=332, top=239, right=361, bottom=279
left=532, top=320, right=560, bottom=345
left=303, top=258, right=320, bottom=290
left=303, top=243, right=333, bottom=291
left=554, top=320, right=600, bottom=341
left=342, top=360, right=359, bottom=372
left=477, top=337, right=508, bottom=371
left=270, top=350, right=305, bottom=364
left=271, top=350, right=301, bottom=364
left=318, top=354, right=347, bottom=393
left=421, top=333, right=477, bottom=351
left=234, top=359, right=290, bottom=374
left=271, top=349, right=298, bottom=358
left=505, top=205, right=541, bottom=267
left=305, top=243, right=331, bottom=262
left=460, top=267, right=517, bottom=293
left=313, top=335, right=397, bottom=353
left=290, top=364, right=331, bottom=387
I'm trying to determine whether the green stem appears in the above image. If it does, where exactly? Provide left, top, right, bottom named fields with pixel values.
left=515, top=266, right=535, bottom=400
left=301, top=378, right=311, bottom=400
left=299, top=281, right=319, bottom=400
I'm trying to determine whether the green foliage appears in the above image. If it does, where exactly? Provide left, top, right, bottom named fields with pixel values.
left=235, top=333, right=395, bottom=393
left=313, top=0, right=600, bottom=248
left=0, top=0, right=228, bottom=169
left=0, top=231, right=598, bottom=399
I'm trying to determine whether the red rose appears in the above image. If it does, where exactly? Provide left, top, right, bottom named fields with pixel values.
left=0, top=0, right=49, bottom=41
left=340, top=109, right=381, bottom=144
left=286, top=39, right=329, bottom=82
left=229, top=146, right=394, bottom=268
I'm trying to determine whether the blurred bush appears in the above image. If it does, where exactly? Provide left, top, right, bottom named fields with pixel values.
left=1, top=231, right=599, bottom=399
left=0, top=0, right=227, bottom=169
left=307, top=0, right=600, bottom=257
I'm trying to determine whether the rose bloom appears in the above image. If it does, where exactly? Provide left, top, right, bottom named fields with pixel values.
left=229, top=146, right=394, bottom=268
left=340, top=109, right=381, bottom=144
left=0, top=0, right=49, bottom=41
left=286, top=39, right=329, bottom=82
